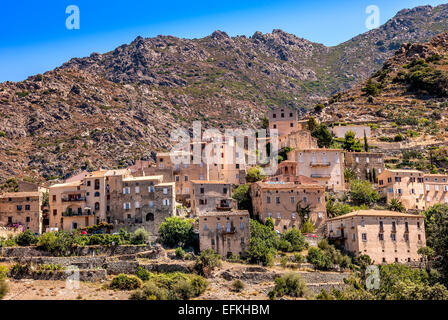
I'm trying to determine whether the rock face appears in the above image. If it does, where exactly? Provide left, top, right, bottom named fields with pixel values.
left=2, top=4, right=448, bottom=183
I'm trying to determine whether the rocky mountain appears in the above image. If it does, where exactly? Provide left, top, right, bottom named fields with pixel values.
left=1, top=4, right=448, bottom=183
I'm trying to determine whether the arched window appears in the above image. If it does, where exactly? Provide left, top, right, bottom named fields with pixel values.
left=95, top=202, right=100, bottom=210
left=146, top=213, right=154, bottom=222
left=94, top=192, right=100, bottom=197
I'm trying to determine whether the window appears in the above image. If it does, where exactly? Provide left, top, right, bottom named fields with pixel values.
left=395, top=177, right=401, bottom=183
left=163, top=199, right=170, bottom=206
left=240, top=222, right=244, bottom=230
left=203, top=223, right=208, bottom=231
left=291, top=213, right=296, bottom=219
left=267, top=212, right=272, bottom=217
left=17, top=205, right=22, bottom=211
left=266, top=196, right=271, bottom=204
left=277, top=212, right=281, bottom=219
left=290, top=196, right=295, bottom=203
left=135, top=186, right=140, bottom=194
left=223, top=188, right=228, bottom=194
left=404, top=234, right=409, bottom=242
left=146, top=213, right=154, bottom=222
left=149, top=201, right=154, bottom=208
left=362, top=233, right=367, bottom=241
left=94, top=179, right=100, bottom=190
left=148, top=186, right=155, bottom=193
left=391, top=233, right=396, bottom=241
left=123, top=187, right=131, bottom=194
left=276, top=197, right=280, bottom=204
left=387, top=177, right=392, bottom=183
left=95, top=202, right=100, bottom=210
left=87, top=181, right=91, bottom=187
left=200, top=188, right=205, bottom=194
left=53, top=209, right=57, bottom=216
left=163, top=188, right=168, bottom=194
left=379, top=233, right=384, bottom=241
left=379, top=180, right=383, bottom=186
left=94, top=192, right=100, bottom=197
left=361, top=220, right=365, bottom=228
left=123, top=202, right=131, bottom=210
left=52, top=195, right=57, bottom=202
left=352, top=234, right=355, bottom=241
left=25, top=205, right=30, bottom=211
left=217, top=223, right=222, bottom=230
left=135, top=202, right=140, bottom=209
left=175, top=176, right=180, bottom=182
left=185, top=176, right=189, bottom=182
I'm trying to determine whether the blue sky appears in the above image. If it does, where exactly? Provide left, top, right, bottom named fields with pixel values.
left=0, top=0, right=446, bottom=82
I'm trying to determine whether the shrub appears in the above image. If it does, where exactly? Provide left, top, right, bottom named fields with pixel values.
left=293, top=253, right=305, bottom=264
left=15, top=230, right=38, bottom=246
left=175, top=247, right=185, bottom=259
left=0, top=237, right=17, bottom=247
left=282, top=228, right=308, bottom=252
left=247, top=219, right=279, bottom=266
left=158, top=217, right=195, bottom=248
left=245, top=167, right=266, bottom=183
left=110, top=274, right=143, bottom=290
left=349, top=180, right=379, bottom=205
left=231, top=280, right=245, bottom=292
left=0, top=266, right=8, bottom=280
left=307, top=247, right=333, bottom=270
left=0, top=280, right=8, bottom=299
left=194, top=249, right=222, bottom=277
left=9, top=263, right=32, bottom=279
left=278, top=239, right=293, bottom=252
left=130, top=272, right=208, bottom=300
left=269, top=273, right=307, bottom=299
left=136, top=267, right=151, bottom=281
left=37, top=231, right=75, bottom=256
left=130, top=228, right=149, bottom=245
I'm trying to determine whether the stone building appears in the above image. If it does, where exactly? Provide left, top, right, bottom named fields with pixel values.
left=279, top=129, right=318, bottom=150
left=107, top=175, right=176, bottom=238
left=251, top=179, right=327, bottom=233
left=198, top=209, right=250, bottom=258
left=423, top=174, right=448, bottom=208
left=0, top=188, right=48, bottom=234
left=287, top=149, right=345, bottom=191
left=344, top=152, right=384, bottom=182
left=48, top=180, right=95, bottom=232
left=268, top=106, right=299, bottom=137
left=378, top=169, right=425, bottom=210
left=331, top=125, right=371, bottom=139
left=49, top=170, right=176, bottom=237
left=190, top=181, right=233, bottom=215
left=326, top=210, right=426, bottom=264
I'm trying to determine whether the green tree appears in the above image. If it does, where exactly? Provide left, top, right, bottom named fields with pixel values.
left=349, top=180, right=379, bottom=205
left=343, top=131, right=363, bottom=152
left=361, top=78, right=382, bottom=96
left=363, top=130, right=369, bottom=152
left=158, top=217, right=195, bottom=248
left=387, top=199, right=406, bottom=213
left=247, top=219, right=279, bottom=266
left=423, top=204, right=448, bottom=286
left=245, top=167, right=266, bottom=183
left=418, top=247, right=435, bottom=272
left=232, top=184, right=252, bottom=213
left=282, top=228, right=308, bottom=252
left=306, top=117, right=319, bottom=131
left=311, top=124, right=334, bottom=148
left=15, top=230, right=38, bottom=246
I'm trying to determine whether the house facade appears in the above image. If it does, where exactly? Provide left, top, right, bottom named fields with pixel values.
left=344, top=152, right=385, bottom=182
left=190, top=181, right=233, bottom=215
left=327, top=210, right=426, bottom=264
left=251, top=179, right=327, bottom=233
left=198, top=209, right=250, bottom=258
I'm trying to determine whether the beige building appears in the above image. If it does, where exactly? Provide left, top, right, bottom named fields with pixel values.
left=0, top=188, right=48, bottom=234
left=251, top=179, right=327, bottom=233
left=268, top=107, right=299, bottom=137
left=344, top=152, right=384, bottom=182
left=288, top=149, right=345, bottom=191
left=331, top=125, right=371, bottom=139
left=378, top=169, right=425, bottom=210
left=279, top=129, right=318, bottom=150
left=327, top=210, right=426, bottom=264
left=49, top=170, right=176, bottom=236
left=198, top=209, right=250, bottom=258
left=423, top=174, right=448, bottom=207
left=190, top=181, right=233, bottom=215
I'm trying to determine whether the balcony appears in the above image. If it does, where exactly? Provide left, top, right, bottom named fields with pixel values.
left=216, top=199, right=233, bottom=211
left=311, top=174, right=331, bottom=179
left=62, top=211, right=92, bottom=217
left=221, top=226, right=236, bottom=235
left=62, top=197, right=86, bottom=203
left=310, top=162, right=331, bottom=167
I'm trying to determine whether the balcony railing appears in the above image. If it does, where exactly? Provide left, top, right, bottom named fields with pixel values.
left=311, top=174, right=331, bottom=179
left=310, top=162, right=331, bottom=167
left=62, top=197, right=86, bottom=202
left=221, top=227, right=236, bottom=234
left=62, top=211, right=92, bottom=217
